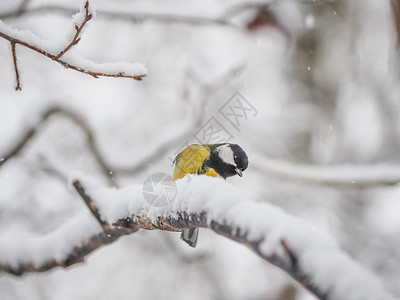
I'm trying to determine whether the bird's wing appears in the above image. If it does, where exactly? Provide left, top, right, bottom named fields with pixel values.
left=173, top=145, right=210, bottom=180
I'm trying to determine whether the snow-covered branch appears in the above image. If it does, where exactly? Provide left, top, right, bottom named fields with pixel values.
left=0, top=4, right=235, bottom=27
left=0, top=66, right=244, bottom=182
left=253, top=155, right=400, bottom=189
left=0, top=107, right=117, bottom=186
left=3, top=106, right=400, bottom=190
left=0, top=176, right=395, bottom=300
left=0, top=1, right=146, bottom=90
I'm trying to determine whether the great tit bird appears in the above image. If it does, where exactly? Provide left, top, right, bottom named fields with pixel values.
left=173, top=143, right=248, bottom=247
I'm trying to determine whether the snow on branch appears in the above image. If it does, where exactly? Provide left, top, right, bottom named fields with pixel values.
left=253, top=155, right=400, bottom=189
left=0, top=176, right=395, bottom=300
left=0, top=66, right=243, bottom=183
left=3, top=105, right=400, bottom=190
left=0, top=1, right=147, bottom=91
left=0, top=107, right=117, bottom=186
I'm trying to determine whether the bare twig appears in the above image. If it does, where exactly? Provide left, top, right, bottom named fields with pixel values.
left=73, top=180, right=110, bottom=231
left=55, top=1, right=91, bottom=59
left=0, top=107, right=117, bottom=186
left=11, top=42, right=21, bottom=91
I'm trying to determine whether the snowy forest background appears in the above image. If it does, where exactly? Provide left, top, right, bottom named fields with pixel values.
left=1, top=0, right=400, bottom=299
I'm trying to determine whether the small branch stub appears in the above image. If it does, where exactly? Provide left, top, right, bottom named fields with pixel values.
left=11, top=42, right=21, bottom=91
left=73, top=180, right=111, bottom=231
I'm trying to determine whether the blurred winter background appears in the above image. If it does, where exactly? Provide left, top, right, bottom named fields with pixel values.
left=1, top=0, right=400, bottom=299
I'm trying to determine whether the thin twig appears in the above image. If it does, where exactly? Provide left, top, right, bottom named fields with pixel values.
left=0, top=31, right=145, bottom=81
left=73, top=180, right=110, bottom=231
left=55, top=1, right=91, bottom=59
left=11, top=42, right=21, bottom=91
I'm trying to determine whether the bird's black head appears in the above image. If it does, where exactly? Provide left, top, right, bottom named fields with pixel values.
left=208, top=143, right=249, bottom=179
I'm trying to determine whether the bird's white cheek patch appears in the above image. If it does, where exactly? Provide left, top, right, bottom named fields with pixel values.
left=218, top=145, right=236, bottom=166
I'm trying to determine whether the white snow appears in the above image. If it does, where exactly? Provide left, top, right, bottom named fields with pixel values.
left=0, top=20, right=60, bottom=53
left=252, top=154, right=400, bottom=186
left=1, top=175, right=394, bottom=300
left=0, top=1, right=399, bottom=299
left=62, top=52, right=147, bottom=77
left=0, top=211, right=100, bottom=268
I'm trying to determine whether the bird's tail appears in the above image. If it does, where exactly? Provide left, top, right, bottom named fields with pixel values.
left=180, top=228, right=199, bottom=248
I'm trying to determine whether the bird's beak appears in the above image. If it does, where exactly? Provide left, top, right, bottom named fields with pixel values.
left=235, top=168, right=243, bottom=177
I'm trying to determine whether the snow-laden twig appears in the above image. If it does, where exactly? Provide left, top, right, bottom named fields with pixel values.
left=0, top=176, right=395, bottom=300
left=55, top=1, right=92, bottom=60
left=0, top=1, right=146, bottom=90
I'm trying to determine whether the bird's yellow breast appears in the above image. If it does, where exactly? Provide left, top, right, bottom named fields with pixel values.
left=173, top=145, right=220, bottom=180
left=204, top=168, right=220, bottom=177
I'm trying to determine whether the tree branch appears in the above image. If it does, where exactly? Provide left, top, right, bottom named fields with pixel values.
left=73, top=180, right=111, bottom=231
left=0, top=178, right=394, bottom=300
left=252, top=156, right=400, bottom=189
left=0, top=1, right=146, bottom=90
left=0, top=107, right=117, bottom=186
left=3, top=107, right=400, bottom=190
left=0, top=226, right=136, bottom=276
left=0, top=31, right=145, bottom=81
left=0, top=5, right=235, bottom=28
